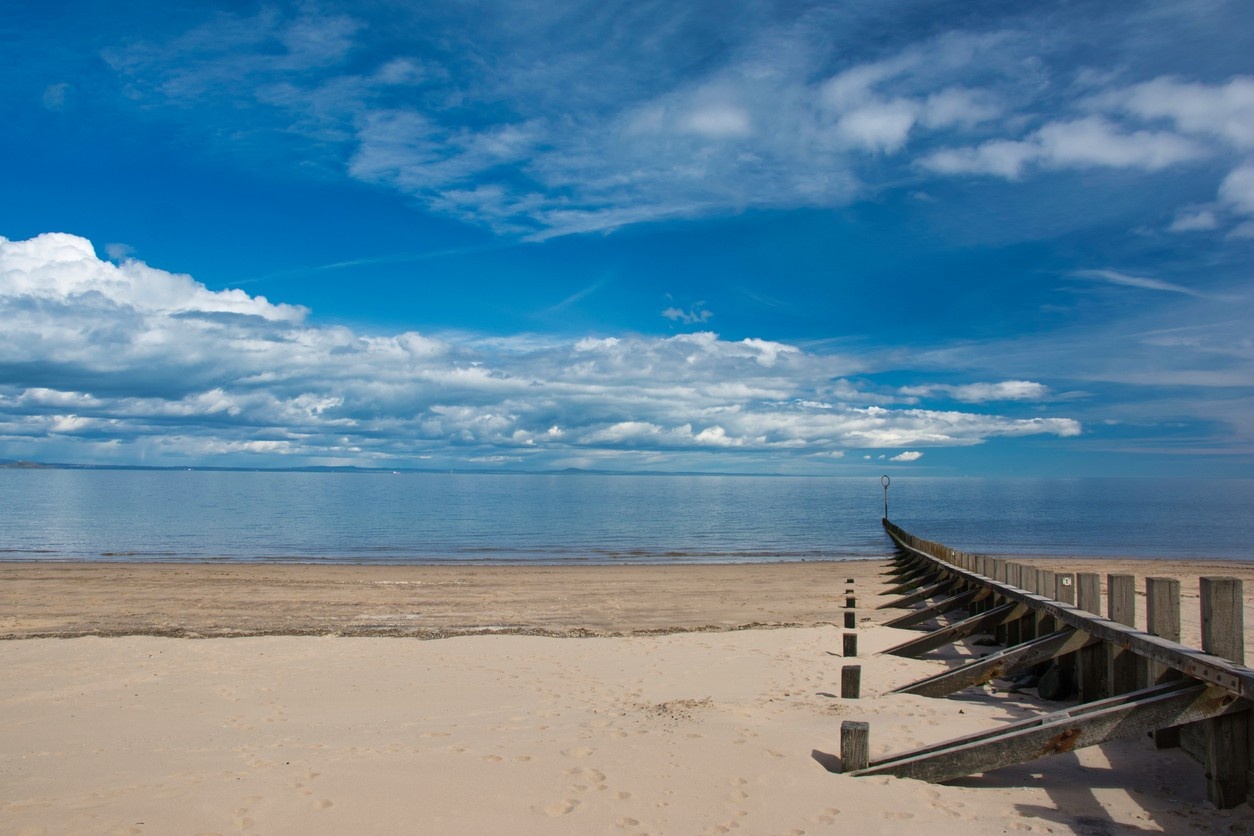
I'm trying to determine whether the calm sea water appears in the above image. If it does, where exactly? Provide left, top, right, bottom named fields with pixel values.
left=1, top=471, right=1251, bottom=564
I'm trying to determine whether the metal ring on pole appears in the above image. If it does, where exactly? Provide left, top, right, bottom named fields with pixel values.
left=881, top=475, right=890, bottom=519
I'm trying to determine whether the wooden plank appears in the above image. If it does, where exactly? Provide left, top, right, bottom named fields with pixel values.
left=892, top=629, right=1100, bottom=698
left=881, top=522, right=1254, bottom=700
left=883, top=603, right=1027, bottom=658
left=852, top=682, right=1251, bottom=783
left=882, top=588, right=983, bottom=630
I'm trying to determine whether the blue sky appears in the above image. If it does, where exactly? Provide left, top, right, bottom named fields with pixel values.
left=0, top=0, right=1250, bottom=475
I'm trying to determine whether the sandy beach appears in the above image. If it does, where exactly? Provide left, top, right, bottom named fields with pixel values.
left=2, top=559, right=1251, bottom=834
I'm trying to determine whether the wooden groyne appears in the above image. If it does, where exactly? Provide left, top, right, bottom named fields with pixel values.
left=839, top=518, right=1252, bottom=809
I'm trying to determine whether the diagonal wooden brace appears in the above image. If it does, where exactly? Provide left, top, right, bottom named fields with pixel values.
left=882, top=587, right=986, bottom=628
left=878, top=578, right=960, bottom=609
left=881, top=570, right=947, bottom=597
left=884, top=602, right=1027, bottom=658
left=891, top=628, right=1100, bottom=697
left=852, top=681, right=1250, bottom=783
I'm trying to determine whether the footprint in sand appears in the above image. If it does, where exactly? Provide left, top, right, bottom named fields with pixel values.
left=314, top=799, right=333, bottom=810
left=539, top=799, right=580, bottom=817
left=482, top=754, right=504, bottom=763
left=815, top=807, right=842, bottom=824
left=561, top=747, right=596, bottom=759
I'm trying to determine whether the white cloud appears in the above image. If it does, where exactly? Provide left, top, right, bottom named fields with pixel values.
left=1035, top=117, right=1204, bottom=170
left=890, top=451, right=923, bottom=461
left=0, top=233, right=306, bottom=321
left=1071, top=269, right=1209, bottom=298
left=662, top=305, right=713, bottom=325
left=901, top=381, right=1051, bottom=403
left=1168, top=208, right=1220, bottom=232
left=1219, top=164, right=1254, bottom=215
left=0, top=233, right=1086, bottom=468
left=680, top=104, right=752, bottom=138
left=1103, top=76, right=1254, bottom=150
left=42, top=83, right=70, bottom=111
left=923, top=117, right=1205, bottom=179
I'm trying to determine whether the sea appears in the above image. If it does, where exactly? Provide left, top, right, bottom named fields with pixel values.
left=1, top=471, right=1251, bottom=565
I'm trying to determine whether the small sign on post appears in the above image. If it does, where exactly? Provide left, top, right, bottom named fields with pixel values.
left=881, top=475, right=891, bottom=519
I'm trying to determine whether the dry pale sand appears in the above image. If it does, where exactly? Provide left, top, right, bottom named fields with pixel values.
left=2, top=559, right=1252, bottom=835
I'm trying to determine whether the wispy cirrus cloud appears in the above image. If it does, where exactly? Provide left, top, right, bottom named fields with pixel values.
left=0, top=233, right=1082, bottom=468
left=1070, top=269, right=1211, bottom=298
left=94, top=2, right=1250, bottom=240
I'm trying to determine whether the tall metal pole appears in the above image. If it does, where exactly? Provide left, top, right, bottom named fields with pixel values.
left=881, top=475, right=890, bottom=520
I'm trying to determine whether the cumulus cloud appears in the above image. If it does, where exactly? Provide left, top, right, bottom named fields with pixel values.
left=922, top=116, right=1206, bottom=179
left=0, top=234, right=1084, bottom=468
left=890, top=451, right=923, bottom=461
left=662, top=304, right=713, bottom=325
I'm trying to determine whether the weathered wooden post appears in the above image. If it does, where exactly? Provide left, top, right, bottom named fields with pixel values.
left=844, top=611, right=856, bottom=628
left=841, top=721, right=870, bottom=771
left=1019, top=568, right=1039, bottom=642
left=1076, top=572, right=1108, bottom=701
left=1054, top=572, right=1075, bottom=605
left=1001, top=563, right=1022, bottom=646
left=1146, top=576, right=1183, bottom=748
left=1107, top=574, right=1143, bottom=694
left=843, top=632, right=858, bottom=658
left=1036, top=569, right=1057, bottom=634
left=1050, top=572, right=1078, bottom=694
left=841, top=665, right=862, bottom=699
left=1198, top=577, right=1249, bottom=809
left=1146, top=577, right=1182, bottom=682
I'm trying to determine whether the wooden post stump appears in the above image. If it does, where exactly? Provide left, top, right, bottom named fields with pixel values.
left=841, top=665, right=862, bottom=699
left=841, top=721, right=869, bottom=772
left=843, top=633, right=858, bottom=658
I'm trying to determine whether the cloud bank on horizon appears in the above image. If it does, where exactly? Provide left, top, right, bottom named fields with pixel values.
left=0, top=232, right=1079, bottom=469
left=1, top=0, right=1251, bottom=473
